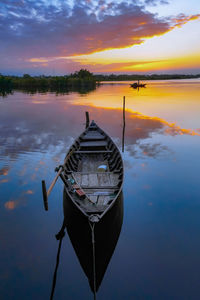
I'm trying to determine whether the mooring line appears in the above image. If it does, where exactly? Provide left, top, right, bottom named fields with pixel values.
left=89, top=221, right=97, bottom=300
left=50, top=220, right=66, bottom=300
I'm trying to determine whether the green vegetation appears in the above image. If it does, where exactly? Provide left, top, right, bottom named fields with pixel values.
left=0, top=69, right=97, bottom=95
left=0, top=75, right=12, bottom=97
left=0, top=75, right=12, bottom=89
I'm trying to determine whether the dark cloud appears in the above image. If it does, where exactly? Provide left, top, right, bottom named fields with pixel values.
left=0, top=0, right=199, bottom=70
left=139, top=143, right=170, bottom=158
left=145, top=0, right=169, bottom=6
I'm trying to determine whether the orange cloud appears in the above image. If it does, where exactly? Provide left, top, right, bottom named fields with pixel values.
left=28, top=58, right=49, bottom=63
left=173, top=14, right=200, bottom=28
left=64, top=13, right=200, bottom=57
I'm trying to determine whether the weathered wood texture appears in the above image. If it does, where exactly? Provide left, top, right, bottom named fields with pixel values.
left=71, top=152, right=119, bottom=210
left=80, top=140, right=107, bottom=148
left=81, top=131, right=105, bottom=141
left=64, top=121, right=123, bottom=215
left=73, top=172, right=118, bottom=188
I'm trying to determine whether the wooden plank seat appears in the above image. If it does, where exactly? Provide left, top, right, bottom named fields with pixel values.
left=80, top=140, right=108, bottom=148
left=75, top=193, right=113, bottom=210
left=74, top=150, right=112, bottom=154
left=66, top=169, right=122, bottom=174
left=81, top=186, right=118, bottom=189
left=71, top=170, right=118, bottom=210
left=76, top=200, right=109, bottom=212
left=73, top=171, right=118, bottom=174
left=81, top=131, right=105, bottom=141
left=72, top=172, right=119, bottom=188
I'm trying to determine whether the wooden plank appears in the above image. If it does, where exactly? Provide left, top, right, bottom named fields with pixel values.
left=81, top=185, right=118, bottom=189
left=109, top=173, right=119, bottom=186
left=84, top=188, right=117, bottom=193
left=74, top=150, right=112, bottom=154
left=88, top=159, right=95, bottom=172
left=84, top=205, right=107, bottom=212
left=73, top=173, right=81, bottom=185
left=82, top=131, right=105, bottom=140
left=75, top=199, right=107, bottom=212
left=103, top=196, right=110, bottom=205
left=97, top=195, right=110, bottom=205
left=88, top=195, right=98, bottom=204
left=88, top=173, right=98, bottom=187
left=81, top=174, right=88, bottom=186
left=98, top=173, right=111, bottom=187
left=80, top=140, right=107, bottom=147
left=86, top=191, right=112, bottom=196
left=74, top=171, right=116, bottom=175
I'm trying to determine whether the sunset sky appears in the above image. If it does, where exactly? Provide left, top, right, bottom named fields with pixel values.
left=0, top=0, right=200, bottom=75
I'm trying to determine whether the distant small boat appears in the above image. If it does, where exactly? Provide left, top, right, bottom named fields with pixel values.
left=130, top=80, right=146, bottom=88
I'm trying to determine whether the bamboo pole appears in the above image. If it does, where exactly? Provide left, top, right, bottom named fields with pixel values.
left=85, top=111, right=90, bottom=128
left=122, top=96, right=126, bottom=153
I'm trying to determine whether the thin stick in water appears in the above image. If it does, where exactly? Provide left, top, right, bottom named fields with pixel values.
left=122, top=96, right=126, bottom=153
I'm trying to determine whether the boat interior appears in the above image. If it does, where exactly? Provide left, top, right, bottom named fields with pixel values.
left=63, top=122, right=123, bottom=214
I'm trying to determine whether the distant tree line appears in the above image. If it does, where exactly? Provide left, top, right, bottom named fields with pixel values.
left=0, top=75, right=12, bottom=89
left=0, top=75, right=13, bottom=96
left=1, top=70, right=199, bottom=96
left=94, top=73, right=200, bottom=81
left=0, top=69, right=97, bottom=95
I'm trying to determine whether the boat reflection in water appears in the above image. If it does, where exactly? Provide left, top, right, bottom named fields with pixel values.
left=63, top=189, right=123, bottom=296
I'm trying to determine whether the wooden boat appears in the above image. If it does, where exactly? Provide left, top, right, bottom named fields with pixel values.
left=62, top=120, right=124, bottom=223
left=63, top=189, right=123, bottom=293
left=60, top=120, right=124, bottom=298
left=130, top=81, right=146, bottom=88
left=42, top=119, right=124, bottom=299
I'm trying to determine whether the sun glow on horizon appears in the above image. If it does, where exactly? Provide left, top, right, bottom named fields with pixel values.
left=64, top=18, right=200, bottom=73
left=26, top=18, right=200, bottom=74
left=1, top=0, right=200, bottom=74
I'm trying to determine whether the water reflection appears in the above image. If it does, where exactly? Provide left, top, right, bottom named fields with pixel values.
left=63, top=189, right=123, bottom=296
left=0, top=98, right=199, bottom=162
left=0, top=88, right=13, bottom=97
left=0, top=84, right=97, bottom=98
left=1, top=80, right=200, bottom=299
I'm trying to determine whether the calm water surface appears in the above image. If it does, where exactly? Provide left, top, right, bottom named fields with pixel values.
left=1, top=80, right=200, bottom=299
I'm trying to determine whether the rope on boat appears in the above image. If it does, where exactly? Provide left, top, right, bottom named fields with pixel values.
left=50, top=220, right=66, bottom=300
left=89, top=220, right=97, bottom=300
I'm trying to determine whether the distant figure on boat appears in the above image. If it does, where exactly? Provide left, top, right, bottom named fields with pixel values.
left=130, top=80, right=146, bottom=89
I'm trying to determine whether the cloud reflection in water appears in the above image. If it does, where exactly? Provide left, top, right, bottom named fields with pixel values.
left=0, top=100, right=199, bottom=161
